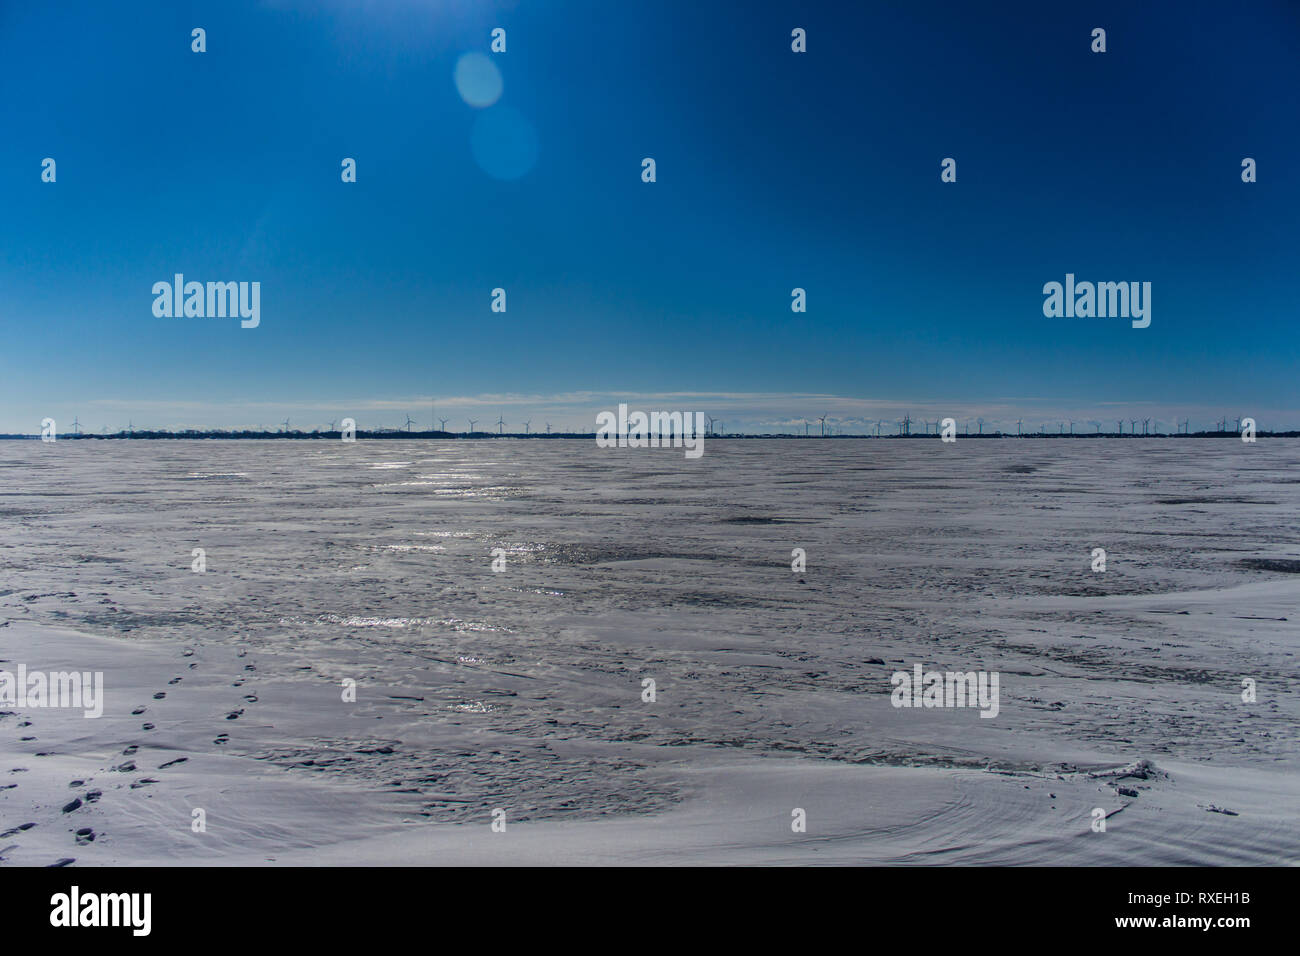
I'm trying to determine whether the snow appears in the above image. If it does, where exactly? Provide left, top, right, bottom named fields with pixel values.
left=2, top=437, right=1297, bottom=864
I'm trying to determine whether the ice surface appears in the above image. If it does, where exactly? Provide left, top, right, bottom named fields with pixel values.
left=1, top=438, right=1297, bottom=864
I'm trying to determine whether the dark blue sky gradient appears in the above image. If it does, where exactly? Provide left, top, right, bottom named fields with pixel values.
left=2, top=0, right=1296, bottom=430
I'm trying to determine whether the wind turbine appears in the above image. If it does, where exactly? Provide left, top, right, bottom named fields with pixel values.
left=467, top=418, right=478, bottom=434
left=497, top=415, right=505, bottom=435
left=1142, top=418, right=1150, bottom=436
left=1016, top=418, right=1023, bottom=437
left=439, top=418, right=449, bottom=433
left=403, top=414, right=416, bottom=433
left=545, top=422, right=551, bottom=434
left=706, top=415, right=716, bottom=436
left=523, top=420, right=531, bottom=435
left=818, top=415, right=828, bottom=437
left=1130, top=419, right=1138, bottom=436
left=328, top=420, right=337, bottom=432
left=978, top=417, right=985, bottom=436
left=1068, top=419, right=1075, bottom=435
left=1117, top=419, right=1124, bottom=436
left=282, top=418, right=291, bottom=433
left=71, top=416, right=81, bottom=436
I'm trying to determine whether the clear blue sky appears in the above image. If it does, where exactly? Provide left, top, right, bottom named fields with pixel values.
left=2, top=0, right=1297, bottom=433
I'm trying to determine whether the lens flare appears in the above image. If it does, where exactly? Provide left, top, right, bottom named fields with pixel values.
left=453, top=52, right=502, bottom=108
left=471, top=106, right=538, bottom=181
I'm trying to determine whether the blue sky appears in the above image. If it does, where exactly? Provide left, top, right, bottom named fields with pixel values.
left=2, top=0, right=1297, bottom=433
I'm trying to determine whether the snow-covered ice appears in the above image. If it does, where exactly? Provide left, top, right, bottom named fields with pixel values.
left=2, top=438, right=1297, bottom=865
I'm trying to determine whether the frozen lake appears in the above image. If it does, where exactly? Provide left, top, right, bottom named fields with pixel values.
left=2, top=438, right=1298, bottom=864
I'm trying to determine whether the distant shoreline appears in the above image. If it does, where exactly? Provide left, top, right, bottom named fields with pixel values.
left=3, top=431, right=1297, bottom=441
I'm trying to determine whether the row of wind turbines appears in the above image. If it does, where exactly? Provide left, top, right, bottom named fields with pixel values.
left=50, top=414, right=1262, bottom=438
left=791, top=415, right=1253, bottom=437
left=395, top=415, right=550, bottom=435
left=371, top=413, right=1249, bottom=437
